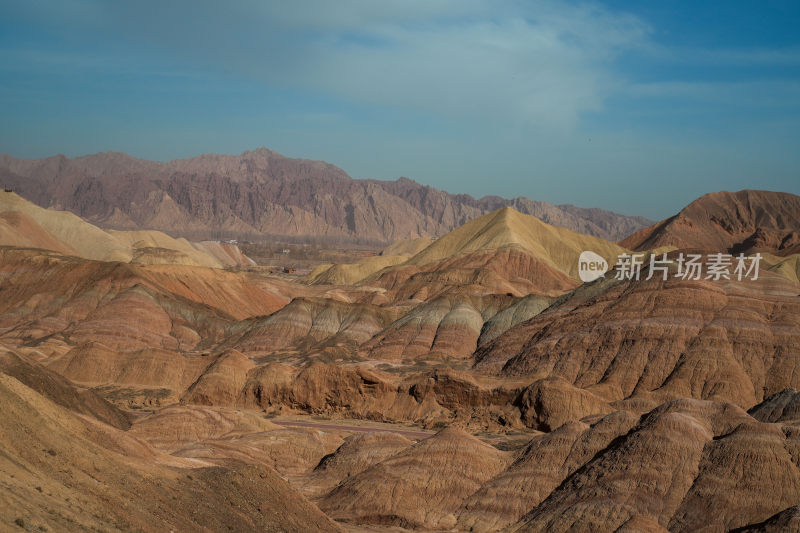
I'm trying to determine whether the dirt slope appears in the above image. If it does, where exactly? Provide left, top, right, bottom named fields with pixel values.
left=0, top=373, right=343, bottom=532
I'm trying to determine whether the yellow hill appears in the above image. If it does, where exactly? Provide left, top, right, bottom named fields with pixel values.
left=306, top=236, right=435, bottom=285
left=0, top=191, right=252, bottom=268
left=306, top=254, right=408, bottom=285
left=108, top=230, right=225, bottom=268
left=381, top=236, right=435, bottom=257
left=0, top=191, right=132, bottom=261
left=0, top=211, right=80, bottom=256
left=407, top=207, right=628, bottom=279
left=763, top=253, right=800, bottom=285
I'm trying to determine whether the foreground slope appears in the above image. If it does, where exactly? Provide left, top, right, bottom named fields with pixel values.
left=0, top=372, right=343, bottom=532
left=318, top=426, right=510, bottom=529
left=508, top=399, right=800, bottom=533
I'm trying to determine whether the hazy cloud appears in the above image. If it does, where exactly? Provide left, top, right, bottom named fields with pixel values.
left=55, top=0, right=649, bottom=127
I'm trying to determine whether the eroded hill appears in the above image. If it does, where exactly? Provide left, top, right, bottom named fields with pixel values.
left=1, top=189, right=799, bottom=532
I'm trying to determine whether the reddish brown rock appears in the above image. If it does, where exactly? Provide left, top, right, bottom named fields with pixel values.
left=748, top=387, right=800, bottom=424
left=360, top=294, right=512, bottom=361
left=458, top=410, right=640, bottom=532
left=476, top=274, right=800, bottom=410
left=181, top=349, right=254, bottom=405
left=229, top=297, right=397, bottom=356
left=48, top=343, right=216, bottom=407
left=621, top=190, right=800, bottom=253
left=510, top=399, right=800, bottom=533
left=318, top=426, right=510, bottom=529
left=516, top=376, right=614, bottom=431
left=306, top=432, right=414, bottom=495
left=0, top=347, right=130, bottom=429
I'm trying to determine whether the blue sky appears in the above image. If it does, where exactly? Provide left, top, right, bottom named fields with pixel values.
left=1, top=1, right=798, bottom=219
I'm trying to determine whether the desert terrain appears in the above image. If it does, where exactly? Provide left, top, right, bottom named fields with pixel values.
left=1, top=155, right=799, bottom=532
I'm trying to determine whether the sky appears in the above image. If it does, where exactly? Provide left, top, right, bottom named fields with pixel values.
left=1, top=1, right=799, bottom=219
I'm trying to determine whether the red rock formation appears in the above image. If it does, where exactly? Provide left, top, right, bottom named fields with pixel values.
left=621, top=190, right=800, bottom=253
left=0, top=248, right=290, bottom=356
left=318, top=426, right=511, bottom=529
left=510, top=399, right=800, bottom=532
left=307, top=432, right=413, bottom=495
left=181, top=349, right=254, bottom=405
left=476, top=273, right=800, bottom=410
left=458, top=410, right=640, bottom=532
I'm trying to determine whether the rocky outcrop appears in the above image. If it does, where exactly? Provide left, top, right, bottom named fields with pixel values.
left=128, top=404, right=280, bottom=452
left=0, top=347, right=131, bottom=430
left=239, top=363, right=567, bottom=430
left=227, top=297, right=398, bottom=356
left=48, top=343, right=217, bottom=407
left=749, top=388, right=800, bottom=424
left=0, top=248, right=289, bottom=357
left=181, top=349, right=255, bottom=405
left=307, top=432, right=414, bottom=495
left=515, top=377, right=614, bottom=431
left=734, top=506, right=800, bottom=532
left=457, top=410, right=640, bottom=532
left=360, top=294, right=513, bottom=361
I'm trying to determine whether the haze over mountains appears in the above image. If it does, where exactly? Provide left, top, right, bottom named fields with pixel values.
left=0, top=149, right=652, bottom=243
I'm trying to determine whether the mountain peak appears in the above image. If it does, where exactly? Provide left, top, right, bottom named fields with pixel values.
left=407, top=206, right=626, bottom=279
left=622, top=189, right=800, bottom=252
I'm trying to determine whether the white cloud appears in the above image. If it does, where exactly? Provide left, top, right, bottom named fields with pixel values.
left=76, top=0, right=649, bottom=128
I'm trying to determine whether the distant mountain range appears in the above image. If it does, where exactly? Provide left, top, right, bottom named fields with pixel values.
left=0, top=148, right=652, bottom=243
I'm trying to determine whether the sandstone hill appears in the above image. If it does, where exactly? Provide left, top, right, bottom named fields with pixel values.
left=305, top=398, right=800, bottom=532
left=318, top=426, right=511, bottom=529
left=474, top=267, right=800, bottom=411
left=309, top=206, right=629, bottom=298
left=621, top=189, right=800, bottom=253
left=0, top=191, right=254, bottom=268
left=505, top=399, right=800, bottom=532
left=0, top=149, right=651, bottom=243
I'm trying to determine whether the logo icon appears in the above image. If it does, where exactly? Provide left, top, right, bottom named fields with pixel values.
left=578, top=251, right=608, bottom=282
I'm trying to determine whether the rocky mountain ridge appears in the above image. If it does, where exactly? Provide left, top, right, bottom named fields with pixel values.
left=0, top=148, right=652, bottom=243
